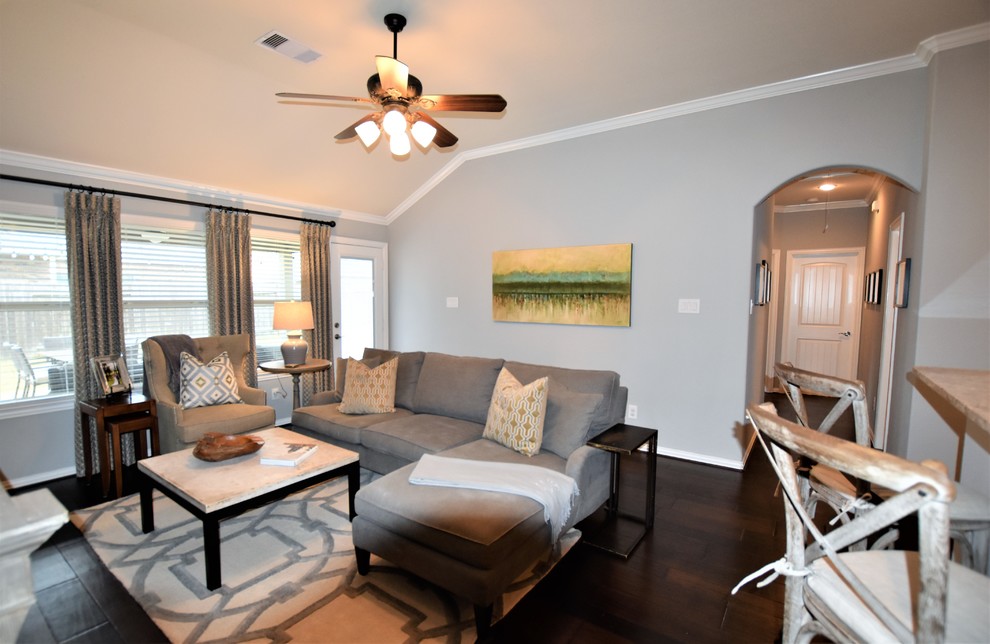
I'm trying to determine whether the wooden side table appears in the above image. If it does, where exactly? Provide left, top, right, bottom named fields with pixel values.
left=259, top=359, right=332, bottom=409
left=582, top=423, right=658, bottom=558
left=79, top=392, right=159, bottom=497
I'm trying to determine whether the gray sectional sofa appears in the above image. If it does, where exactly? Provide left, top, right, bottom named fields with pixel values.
left=290, top=348, right=628, bottom=634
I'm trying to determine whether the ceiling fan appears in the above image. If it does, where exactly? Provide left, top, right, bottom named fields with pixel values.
left=276, top=13, right=507, bottom=156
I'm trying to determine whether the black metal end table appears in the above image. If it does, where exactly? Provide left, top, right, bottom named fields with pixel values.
left=581, top=423, right=658, bottom=558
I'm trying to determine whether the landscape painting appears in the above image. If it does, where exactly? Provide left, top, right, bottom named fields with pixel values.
left=492, top=243, right=632, bottom=326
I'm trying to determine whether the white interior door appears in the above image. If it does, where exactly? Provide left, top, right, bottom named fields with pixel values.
left=330, top=237, right=388, bottom=360
left=780, top=248, right=864, bottom=380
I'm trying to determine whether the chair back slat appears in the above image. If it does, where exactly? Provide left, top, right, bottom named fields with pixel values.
left=747, top=404, right=955, bottom=642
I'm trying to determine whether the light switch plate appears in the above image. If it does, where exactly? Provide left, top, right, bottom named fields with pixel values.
left=678, top=298, right=700, bottom=314
left=446, top=297, right=459, bottom=308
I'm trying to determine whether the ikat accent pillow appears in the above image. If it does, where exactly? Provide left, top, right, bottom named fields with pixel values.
left=339, top=357, right=398, bottom=414
left=179, top=351, right=242, bottom=409
left=482, top=368, right=549, bottom=457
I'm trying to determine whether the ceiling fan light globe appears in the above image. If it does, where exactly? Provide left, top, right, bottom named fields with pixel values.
left=382, top=109, right=407, bottom=136
left=355, top=121, right=381, bottom=147
left=389, top=131, right=411, bottom=156
left=411, top=120, right=437, bottom=147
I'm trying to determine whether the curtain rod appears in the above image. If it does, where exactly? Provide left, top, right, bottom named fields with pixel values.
left=0, top=173, right=336, bottom=228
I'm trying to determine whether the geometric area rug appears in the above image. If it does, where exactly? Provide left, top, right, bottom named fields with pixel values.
left=70, top=470, right=579, bottom=644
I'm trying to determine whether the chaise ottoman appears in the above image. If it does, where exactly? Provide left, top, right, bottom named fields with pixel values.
left=352, top=439, right=569, bottom=635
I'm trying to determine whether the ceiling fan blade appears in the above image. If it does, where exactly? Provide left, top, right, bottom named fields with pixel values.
left=416, top=94, right=507, bottom=112
left=375, top=55, right=408, bottom=96
left=276, top=92, right=374, bottom=104
left=415, top=112, right=458, bottom=148
left=335, top=114, right=378, bottom=140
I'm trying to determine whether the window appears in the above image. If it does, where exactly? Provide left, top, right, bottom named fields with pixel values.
left=0, top=207, right=73, bottom=401
left=252, top=234, right=301, bottom=365
left=120, top=222, right=209, bottom=387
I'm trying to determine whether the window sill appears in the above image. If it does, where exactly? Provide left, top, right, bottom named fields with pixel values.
left=0, top=395, right=75, bottom=420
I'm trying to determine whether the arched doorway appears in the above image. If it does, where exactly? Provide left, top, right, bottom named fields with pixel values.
left=751, top=165, right=918, bottom=450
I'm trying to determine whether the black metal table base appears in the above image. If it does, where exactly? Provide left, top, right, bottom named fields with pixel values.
left=581, top=424, right=658, bottom=558
left=139, top=461, right=359, bottom=590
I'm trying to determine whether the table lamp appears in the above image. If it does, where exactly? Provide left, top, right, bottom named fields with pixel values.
left=272, top=301, right=314, bottom=367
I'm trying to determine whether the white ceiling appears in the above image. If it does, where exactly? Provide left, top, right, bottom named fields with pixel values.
left=1, top=0, right=987, bottom=221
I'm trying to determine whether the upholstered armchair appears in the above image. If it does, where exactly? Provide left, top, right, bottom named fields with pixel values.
left=142, top=333, right=275, bottom=453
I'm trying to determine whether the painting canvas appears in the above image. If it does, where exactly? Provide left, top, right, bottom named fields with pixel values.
left=492, top=243, right=632, bottom=326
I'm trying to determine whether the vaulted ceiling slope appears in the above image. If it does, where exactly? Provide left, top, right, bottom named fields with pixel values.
left=1, top=1, right=987, bottom=222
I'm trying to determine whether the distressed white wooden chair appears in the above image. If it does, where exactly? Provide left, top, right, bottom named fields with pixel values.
left=775, top=363, right=990, bottom=572
left=739, top=403, right=989, bottom=644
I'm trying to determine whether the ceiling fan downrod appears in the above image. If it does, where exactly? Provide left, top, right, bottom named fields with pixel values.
left=384, top=13, right=406, bottom=59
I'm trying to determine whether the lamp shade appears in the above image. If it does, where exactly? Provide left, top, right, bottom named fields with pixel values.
left=272, top=301, right=314, bottom=366
left=272, top=301, right=314, bottom=330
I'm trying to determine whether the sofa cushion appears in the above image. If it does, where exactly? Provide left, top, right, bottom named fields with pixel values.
left=412, top=353, right=505, bottom=423
left=179, top=351, right=242, bottom=409
left=482, top=368, right=548, bottom=456
left=440, top=438, right=567, bottom=472
left=291, top=403, right=413, bottom=444
left=541, top=379, right=604, bottom=458
left=363, top=349, right=426, bottom=410
left=360, top=414, right=483, bottom=464
left=340, top=357, right=398, bottom=414
left=503, top=361, right=621, bottom=434
left=355, top=461, right=549, bottom=570
left=172, top=404, right=274, bottom=444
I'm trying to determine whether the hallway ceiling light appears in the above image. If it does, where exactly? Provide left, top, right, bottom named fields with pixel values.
left=819, top=182, right=837, bottom=191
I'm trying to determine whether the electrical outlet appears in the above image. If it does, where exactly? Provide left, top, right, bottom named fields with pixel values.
left=627, top=404, right=638, bottom=420
left=271, top=387, right=286, bottom=399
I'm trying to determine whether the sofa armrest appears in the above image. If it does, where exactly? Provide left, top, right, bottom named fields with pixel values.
left=310, top=390, right=342, bottom=406
left=239, top=385, right=267, bottom=406
left=565, top=445, right=611, bottom=524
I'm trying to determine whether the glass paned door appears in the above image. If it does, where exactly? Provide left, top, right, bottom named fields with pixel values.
left=330, top=239, right=387, bottom=360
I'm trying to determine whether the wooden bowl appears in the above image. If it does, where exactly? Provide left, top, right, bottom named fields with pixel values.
left=193, top=432, right=264, bottom=462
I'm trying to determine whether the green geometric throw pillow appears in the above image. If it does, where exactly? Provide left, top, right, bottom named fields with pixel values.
left=482, top=367, right=548, bottom=457
left=179, top=351, right=242, bottom=409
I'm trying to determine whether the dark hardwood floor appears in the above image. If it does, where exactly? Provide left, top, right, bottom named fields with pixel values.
left=13, top=394, right=844, bottom=643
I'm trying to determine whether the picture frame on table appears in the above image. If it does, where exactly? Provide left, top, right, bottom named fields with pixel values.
left=91, top=355, right=132, bottom=396
left=894, top=258, right=911, bottom=308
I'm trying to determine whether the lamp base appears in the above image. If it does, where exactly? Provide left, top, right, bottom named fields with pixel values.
left=280, top=334, right=309, bottom=367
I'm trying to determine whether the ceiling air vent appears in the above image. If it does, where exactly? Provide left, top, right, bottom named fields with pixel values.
left=255, top=30, right=322, bottom=63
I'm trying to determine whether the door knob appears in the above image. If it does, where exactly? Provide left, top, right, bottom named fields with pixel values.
left=839, top=331, right=852, bottom=337
left=334, top=334, right=341, bottom=340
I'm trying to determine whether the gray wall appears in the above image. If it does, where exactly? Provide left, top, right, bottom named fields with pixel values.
left=388, top=68, right=930, bottom=466
left=894, top=42, right=990, bottom=492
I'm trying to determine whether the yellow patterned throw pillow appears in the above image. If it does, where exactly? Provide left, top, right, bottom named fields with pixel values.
left=483, top=368, right=549, bottom=457
left=339, top=357, right=398, bottom=414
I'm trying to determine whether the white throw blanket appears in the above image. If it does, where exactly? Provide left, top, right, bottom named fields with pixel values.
left=408, top=454, right=579, bottom=542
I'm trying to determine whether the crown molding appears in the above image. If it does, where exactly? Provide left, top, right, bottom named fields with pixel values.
left=0, top=149, right=386, bottom=226
left=387, top=22, right=990, bottom=223
left=916, top=22, right=990, bottom=64
left=388, top=53, right=922, bottom=222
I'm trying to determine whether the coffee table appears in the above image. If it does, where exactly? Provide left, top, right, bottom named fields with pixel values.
left=137, top=426, right=359, bottom=590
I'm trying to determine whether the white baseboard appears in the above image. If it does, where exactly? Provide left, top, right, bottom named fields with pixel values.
left=4, top=466, right=77, bottom=490
left=656, top=445, right=745, bottom=471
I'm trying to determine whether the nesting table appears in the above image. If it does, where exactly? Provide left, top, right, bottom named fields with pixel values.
left=78, top=392, right=159, bottom=498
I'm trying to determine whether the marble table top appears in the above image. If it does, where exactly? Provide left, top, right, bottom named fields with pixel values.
left=138, top=427, right=358, bottom=513
left=911, top=366, right=990, bottom=436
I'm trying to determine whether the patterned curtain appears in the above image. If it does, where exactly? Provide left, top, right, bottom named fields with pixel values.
left=300, top=222, right=334, bottom=404
left=65, top=191, right=131, bottom=476
left=206, top=208, right=257, bottom=386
